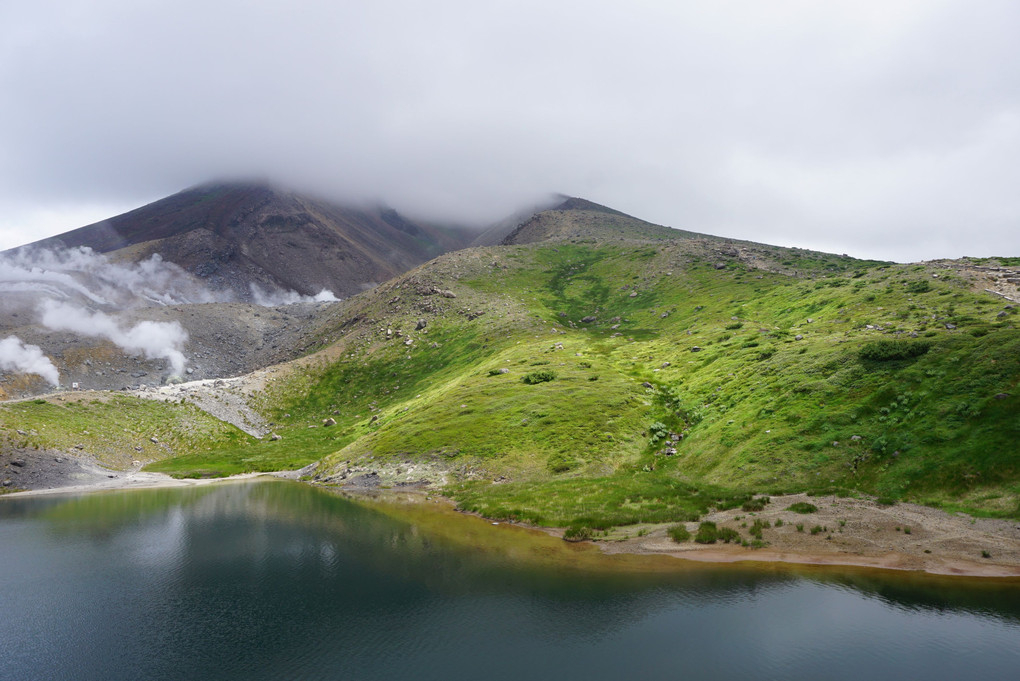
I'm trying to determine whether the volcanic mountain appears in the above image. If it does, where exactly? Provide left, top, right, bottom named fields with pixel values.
left=15, top=182, right=477, bottom=301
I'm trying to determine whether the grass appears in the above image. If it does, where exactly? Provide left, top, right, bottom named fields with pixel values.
left=0, top=395, right=252, bottom=470
left=6, top=228, right=1019, bottom=525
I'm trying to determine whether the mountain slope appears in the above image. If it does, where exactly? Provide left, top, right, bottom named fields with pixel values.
left=4, top=198, right=1018, bottom=528
left=15, top=182, right=476, bottom=300
left=152, top=231, right=1016, bottom=522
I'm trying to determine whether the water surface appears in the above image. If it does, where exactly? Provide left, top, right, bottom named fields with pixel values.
left=1, top=479, right=1018, bottom=680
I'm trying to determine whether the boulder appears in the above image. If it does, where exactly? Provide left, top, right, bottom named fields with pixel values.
left=322, top=417, right=336, bottom=427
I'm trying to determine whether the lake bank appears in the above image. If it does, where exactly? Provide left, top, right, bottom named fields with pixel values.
left=5, top=473, right=1019, bottom=578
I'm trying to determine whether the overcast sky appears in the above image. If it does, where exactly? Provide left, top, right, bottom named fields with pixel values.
left=2, top=0, right=1019, bottom=261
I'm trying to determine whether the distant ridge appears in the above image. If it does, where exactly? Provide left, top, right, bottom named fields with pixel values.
left=497, top=196, right=687, bottom=245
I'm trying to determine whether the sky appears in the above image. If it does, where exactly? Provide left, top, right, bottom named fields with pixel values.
left=1, top=0, right=1019, bottom=262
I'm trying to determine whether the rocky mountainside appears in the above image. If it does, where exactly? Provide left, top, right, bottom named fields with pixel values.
left=12, top=182, right=477, bottom=301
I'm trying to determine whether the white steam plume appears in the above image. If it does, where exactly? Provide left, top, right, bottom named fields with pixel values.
left=0, top=246, right=338, bottom=309
left=40, top=301, right=189, bottom=375
left=0, top=336, right=60, bottom=386
left=249, top=283, right=340, bottom=306
left=0, top=246, right=228, bottom=309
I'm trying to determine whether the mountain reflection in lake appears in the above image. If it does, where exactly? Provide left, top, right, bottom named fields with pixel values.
left=1, top=479, right=1018, bottom=681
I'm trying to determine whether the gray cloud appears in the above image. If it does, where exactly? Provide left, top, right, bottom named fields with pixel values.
left=2, top=0, right=1019, bottom=261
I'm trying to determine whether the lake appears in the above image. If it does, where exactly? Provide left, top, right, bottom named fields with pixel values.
left=1, top=479, right=1018, bottom=680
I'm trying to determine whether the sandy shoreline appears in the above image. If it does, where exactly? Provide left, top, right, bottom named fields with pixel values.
left=586, top=492, right=1020, bottom=578
left=5, top=475, right=1019, bottom=579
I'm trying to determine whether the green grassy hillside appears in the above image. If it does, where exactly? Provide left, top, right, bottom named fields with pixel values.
left=5, top=217, right=1017, bottom=527
left=243, top=234, right=1020, bottom=525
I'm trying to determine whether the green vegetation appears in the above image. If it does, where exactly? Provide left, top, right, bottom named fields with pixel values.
left=787, top=502, right=819, bottom=514
left=522, top=370, right=556, bottom=384
left=0, top=395, right=253, bottom=470
left=5, top=228, right=1019, bottom=530
left=859, top=340, right=932, bottom=362
left=695, top=521, right=719, bottom=544
left=667, top=524, right=691, bottom=542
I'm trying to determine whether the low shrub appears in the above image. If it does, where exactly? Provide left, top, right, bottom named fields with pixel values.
left=717, top=527, right=741, bottom=543
left=694, top=521, right=719, bottom=544
left=859, top=340, right=932, bottom=362
left=522, top=370, right=556, bottom=384
left=563, top=525, right=594, bottom=542
left=787, top=502, right=818, bottom=514
left=667, top=524, right=691, bottom=543
left=741, top=496, right=770, bottom=512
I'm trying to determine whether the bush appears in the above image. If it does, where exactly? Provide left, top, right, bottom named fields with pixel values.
left=667, top=524, right=691, bottom=543
left=741, top=496, right=770, bottom=512
left=810, top=525, right=825, bottom=535
left=787, top=502, right=818, bottom=514
left=906, top=280, right=932, bottom=294
left=563, top=525, right=594, bottom=542
left=717, top=527, right=741, bottom=543
left=859, top=340, right=932, bottom=362
left=522, top=370, right=556, bottom=384
left=694, top=521, right=719, bottom=544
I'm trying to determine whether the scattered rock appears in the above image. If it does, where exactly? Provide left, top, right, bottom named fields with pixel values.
left=794, top=334, right=803, bottom=341
left=581, top=315, right=597, bottom=323
left=994, top=393, right=1010, bottom=400
left=851, top=435, right=862, bottom=441
left=642, top=382, right=653, bottom=389
left=322, top=418, right=336, bottom=427
left=150, top=437, right=159, bottom=444
left=270, top=433, right=282, bottom=441
left=691, top=346, right=703, bottom=352
left=714, top=263, right=726, bottom=270
left=11, top=459, right=25, bottom=467
left=629, top=291, right=638, bottom=297
left=945, top=323, right=957, bottom=330
left=415, top=318, right=427, bottom=330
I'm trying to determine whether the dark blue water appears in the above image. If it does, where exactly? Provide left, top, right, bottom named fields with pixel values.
left=1, top=480, right=1018, bottom=681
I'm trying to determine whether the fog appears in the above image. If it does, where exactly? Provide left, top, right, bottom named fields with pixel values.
left=2, top=1, right=1020, bottom=261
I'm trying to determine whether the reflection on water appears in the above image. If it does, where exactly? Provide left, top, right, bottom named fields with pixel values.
left=1, top=480, right=1018, bottom=681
